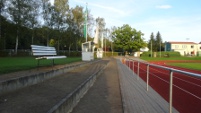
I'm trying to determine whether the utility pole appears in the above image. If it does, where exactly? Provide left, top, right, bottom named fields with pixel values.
left=151, top=40, right=152, bottom=57
left=84, top=3, right=88, bottom=42
left=160, top=41, right=161, bottom=57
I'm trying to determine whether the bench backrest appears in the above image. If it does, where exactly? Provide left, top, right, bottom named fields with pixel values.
left=31, top=45, right=57, bottom=56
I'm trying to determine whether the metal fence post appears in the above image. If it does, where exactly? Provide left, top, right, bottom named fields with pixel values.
left=133, top=60, right=135, bottom=75
left=137, top=61, right=139, bottom=80
left=146, top=64, right=149, bottom=91
left=169, top=70, right=173, bottom=113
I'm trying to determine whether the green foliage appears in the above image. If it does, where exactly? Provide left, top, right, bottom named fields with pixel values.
left=168, top=63, right=201, bottom=71
left=49, top=39, right=55, bottom=46
left=1, top=0, right=86, bottom=52
left=148, top=31, right=164, bottom=52
left=112, top=24, right=146, bottom=53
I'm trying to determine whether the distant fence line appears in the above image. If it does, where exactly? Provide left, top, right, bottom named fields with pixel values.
left=0, top=49, right=120, bottom=57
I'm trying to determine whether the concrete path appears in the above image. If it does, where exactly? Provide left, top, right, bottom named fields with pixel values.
left=117, top=59, right=179, bottom=113
left=71, top=58, right=123, bottom=113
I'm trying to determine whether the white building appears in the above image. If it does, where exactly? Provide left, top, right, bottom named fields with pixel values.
left=165, top=41, right=201, bottom=56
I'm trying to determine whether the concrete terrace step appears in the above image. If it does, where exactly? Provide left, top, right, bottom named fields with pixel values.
left=0, top=60, right=100, bottom=95
left=0, top=60, right=109, bottom=113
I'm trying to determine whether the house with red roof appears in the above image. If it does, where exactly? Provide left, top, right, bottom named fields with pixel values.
left=165, top=41, right=201, bottom=56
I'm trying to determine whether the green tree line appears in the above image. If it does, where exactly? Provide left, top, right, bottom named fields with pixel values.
left=0, top=0, right=94, bottom=53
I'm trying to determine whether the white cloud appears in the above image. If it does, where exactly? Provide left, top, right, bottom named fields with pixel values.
left=156, top=5, right=172, bottom=9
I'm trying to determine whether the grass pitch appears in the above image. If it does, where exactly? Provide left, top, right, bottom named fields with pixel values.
left=0, top=57, right=81, bottom=75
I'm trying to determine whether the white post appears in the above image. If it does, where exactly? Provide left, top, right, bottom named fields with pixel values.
left=85, top=3, right=88, bottom=42
left=133, top=61, right=134, bottom=75
left=160, top=41, right=161, bottom=57
left=151, top=40, right=153, bottom=57
left=137, top=62, right=139, bottom=80
left=146, top=64, right=149, bottom=91
left=169, top=70, right=173, bottom=113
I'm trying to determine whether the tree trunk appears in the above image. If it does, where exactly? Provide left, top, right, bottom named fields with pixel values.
left=15, top=35, right=18, bottom=54
left=15, top=29, right=19, bottom=54
left=68, top=44, right=72, bottom=56
left=31, top=28, right=34, bottom=44
left=58, top=40, right=60, bottom=51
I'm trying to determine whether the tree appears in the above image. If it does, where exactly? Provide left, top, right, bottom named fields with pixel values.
left=155, top=31, right=162, bottom=51
left=54, top=0, right=69, bottom=50
left=25, top=0, right=40, bottom=44
left=7, top=0, right=31, bottom=53
left=95, top=17, right=106, bottom=48
left=112, top=24, right=146, bottom=53
left=148, top=32, right=155, bottom=51
left=0, top=0, right=6, bottom=40
left=41, top=0, right=54, bottom=46
left=71, top=6, right=85, bottom=51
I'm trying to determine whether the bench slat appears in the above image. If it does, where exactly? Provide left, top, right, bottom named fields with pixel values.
left=46, top=56, right=66, bottom=59
left=31, top=45, right=56, bottom=51
left=33, top=53, right=57, bottom=56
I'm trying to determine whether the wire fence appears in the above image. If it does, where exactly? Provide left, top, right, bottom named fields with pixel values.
left=121, top=58, right=201, bottom=113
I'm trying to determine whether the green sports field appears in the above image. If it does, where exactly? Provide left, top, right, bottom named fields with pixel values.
left=167, top=63, right=201, bottom=71
left=140, top=56, right=201, bottom=71
left=0, top=57, right=81, bottom=75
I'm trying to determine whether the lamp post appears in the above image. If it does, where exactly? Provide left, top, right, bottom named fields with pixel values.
left=160, top=41, right=161, bottom=57
left=151, top=40, right=152, bottom=57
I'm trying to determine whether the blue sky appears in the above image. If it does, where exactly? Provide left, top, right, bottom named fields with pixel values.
left=59, top=0, right=201, bottom=43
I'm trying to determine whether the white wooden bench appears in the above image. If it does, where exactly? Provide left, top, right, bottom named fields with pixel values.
left=31, top=45, right=66, bottom=66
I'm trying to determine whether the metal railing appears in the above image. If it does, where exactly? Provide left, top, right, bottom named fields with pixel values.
left=121, top=58, right=201, bottom=113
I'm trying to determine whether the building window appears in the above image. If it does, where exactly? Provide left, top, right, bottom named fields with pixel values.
left=200, top=47, right=201, bottom=49
left=191, top=45, right=194, bottom=48
left=175, top=45, right=179, bottom=49
left=182, top=45, right=187, bottom=48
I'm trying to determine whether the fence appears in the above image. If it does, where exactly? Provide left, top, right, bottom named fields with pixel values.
left=121, top=58, right=201, bottom=113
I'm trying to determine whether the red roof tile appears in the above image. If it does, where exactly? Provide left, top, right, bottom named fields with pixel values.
left=168, top=42, right=197, bottom=44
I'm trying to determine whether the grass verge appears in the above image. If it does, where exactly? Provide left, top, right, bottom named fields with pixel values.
left=0, top=57, right=81, bottom=75
left=140, top=56, right=201, bottom=61
left=167, top=63, right=201, bottom=71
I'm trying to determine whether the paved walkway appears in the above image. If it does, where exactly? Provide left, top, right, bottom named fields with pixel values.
left=71, top=58, right=123, bottom=113
left=117, top=59, right=179, bottom=113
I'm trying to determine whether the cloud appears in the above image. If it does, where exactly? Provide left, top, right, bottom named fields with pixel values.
left=156, top=5, right=172, bottom=9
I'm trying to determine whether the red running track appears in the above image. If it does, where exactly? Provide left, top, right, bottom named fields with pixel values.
left=126, top=61, right=201, bottom=113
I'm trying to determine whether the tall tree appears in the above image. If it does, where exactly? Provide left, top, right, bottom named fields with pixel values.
left=148, top=32, right=155, bottom=51
left=0, top=0, right=6, bottom=40
left=7, top=0, right=31, bottom=53
left=41, top=0, right=52, bottom=46
left=54, top=0, right=69, bottom=50
left=112, top=24, right=146, bottom=53
left=71, top=6, right=84, bottom=51
left=25, top=0, right=40, bottom=44
left=155, top=31, right=162, bottom=51
left=95, top=17, right=106, bottom=48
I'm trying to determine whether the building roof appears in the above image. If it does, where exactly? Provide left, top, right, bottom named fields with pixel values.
left=168, top=41, right=197, bottom=44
